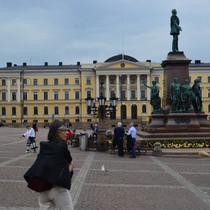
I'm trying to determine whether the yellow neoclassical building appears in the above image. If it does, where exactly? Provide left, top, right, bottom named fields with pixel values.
left=0, top=54, right=210, bottom=127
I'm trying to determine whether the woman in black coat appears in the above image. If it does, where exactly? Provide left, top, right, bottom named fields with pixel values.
left=24, top=120, right=74, bottom=210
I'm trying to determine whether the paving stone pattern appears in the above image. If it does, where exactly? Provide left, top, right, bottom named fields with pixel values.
left=0, top=127, right=210, bottom=209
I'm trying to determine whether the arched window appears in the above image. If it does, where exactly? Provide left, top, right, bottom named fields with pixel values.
left=142, top=105, right=147, bottom=113
left=65, top=106, right=69, bottom=115
left=121, top=105, right=127, bottom=120
left=34, top=107, right=38, bottom=115
left=2, top=107, right=6, bottom=116
left=12, top=107, right=16, bottom=115
left=131, top=104, right=137, bottom=119
left=75, top=106, right=80, bottom=115
left=44, top=106, right=48, bottom=115
left=54, top=106, right=59, bottom=115
left=23, top=107, right=28, bottom=115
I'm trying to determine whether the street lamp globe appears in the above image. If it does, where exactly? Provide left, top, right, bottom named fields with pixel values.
left=98, top=94, right=106, bottom=106
left=110, top=94, right=118, bottom=107
left=85, top=94, right=94, bottom=107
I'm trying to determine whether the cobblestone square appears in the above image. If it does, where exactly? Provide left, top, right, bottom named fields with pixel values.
left=1, top=127, right=210, bottom=210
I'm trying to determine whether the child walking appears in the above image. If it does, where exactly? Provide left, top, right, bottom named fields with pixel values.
left=23, top=124, right=37, bottom=153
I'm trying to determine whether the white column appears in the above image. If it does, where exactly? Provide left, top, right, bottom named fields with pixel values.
left=116, top=75, right=120, bottom=98
left=147, top=74, right=151, bottom=100
left=127, top=75, right=130, bottom=100
left=137, top=75, right=140, bottom=100
left=17, top=78, right=20, bottom=102
left=96, top=75, right=99, bottom=98
left=106, top=75, right=110, bottom=100
left=7, top=79, right=11, bottom=102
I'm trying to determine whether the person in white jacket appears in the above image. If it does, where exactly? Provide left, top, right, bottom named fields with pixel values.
left=23, top=124, right=37, bottom=153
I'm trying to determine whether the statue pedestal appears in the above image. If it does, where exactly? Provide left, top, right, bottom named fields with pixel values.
left=161, top=52, right=191, bottom=108
left=140, top=51, right=210, bottom=141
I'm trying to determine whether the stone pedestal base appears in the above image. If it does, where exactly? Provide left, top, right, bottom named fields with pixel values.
left=165, top=112, right=200, bottom=131
left=143, top=112, right=210, bottom=133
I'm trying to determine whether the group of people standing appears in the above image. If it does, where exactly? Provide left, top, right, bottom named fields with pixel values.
left=113, top=122, right=137, bottom=158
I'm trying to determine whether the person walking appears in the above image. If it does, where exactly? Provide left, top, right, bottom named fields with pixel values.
left=23, top=124, right=37, bottom=153
left=92, top=124, right=99, bottom=141
left=114, top=122, right=125, bottom=157
left=126, top=122, right=137, bottom=158
left=24, top=120, right=75, bottom=210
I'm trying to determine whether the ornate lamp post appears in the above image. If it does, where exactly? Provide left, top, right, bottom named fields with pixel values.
left=110, top=94, right=118, bottom=119
left=85, top=93, right=118, bottom=151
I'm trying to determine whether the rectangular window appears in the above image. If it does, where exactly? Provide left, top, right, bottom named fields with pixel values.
left=12, top=92, right=16, bottom=101
left=44, top=92, right=48, bottom=100
left=23, top=92, right=27, bottom=100
left=65, top=91, right=69, bottom=100
left=86, top=90, right=91, bottom=98
left=197, top=76, right=202, bottom=83
left=2, top=79, right=6, bottom=86
left=86, top=77, right=91, bottom=85
left=12, top=79, right=16, bottom=86
left=131, top=90, right=136, bottom=99
left=54, top=91, right=59, bottom=100
left=2, top=92, right=6, bottom=101
left=23, top=79, right=27, bottom=86
left=110, top=78, right=114, bottom=84
left=154, top=77, right=159, bottom=83
left=140, top=75, right=146, bottom=84
left=110, top=90, right=115, bottom=97
left=64, top=78, right=69, bottom=85
left=54, top=78, right=58, bottom=85
left=33, top=92, right=38, bottom=100
left=208, top=77, right=210, bottom=83
left=131, top=78, right=136, bottom=84
left=44, top=79, right=48, bottom=85
left=75, top=78, right=79, bottom=85
left=121, top=90, right=126, bottom=100
left=141, top=90, right=146, bottom=99
left=33, top=79, right=38, bottom=86
left=75, top=91, right=80, bottom=99
left=120, top=78, right=125, bottom=84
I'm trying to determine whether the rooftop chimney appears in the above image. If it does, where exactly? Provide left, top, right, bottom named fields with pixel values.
left=44, top=62, right=48, bottom=66
left=23, top=62, right=27, bottom=66
left=195, top=60, right=201, bottom=64
left=59, top=62, right=63, bottom=66
left=77, top=61, right=80, bottom=66
left=6, top=62, right=12, bottom=67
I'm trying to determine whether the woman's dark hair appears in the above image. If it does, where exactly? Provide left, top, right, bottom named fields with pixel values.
left=47, top=120, right=64, bottom=143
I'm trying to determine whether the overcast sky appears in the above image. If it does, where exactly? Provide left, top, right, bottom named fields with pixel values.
left=0, top=0, right=209, bottom=67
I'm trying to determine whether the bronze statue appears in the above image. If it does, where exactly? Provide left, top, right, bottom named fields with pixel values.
left=181, top=79, right=192, bottom=112
left=170, top=77, right=181, bottom=112
left=192, top=78, right=203, bottom=112
left=170, top=9, right=182, bottom=52
left=144, top=80, right=161, bottom=113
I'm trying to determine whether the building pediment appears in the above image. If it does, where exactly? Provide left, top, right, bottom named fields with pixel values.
left=96, top=60, right=151, bottom=71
